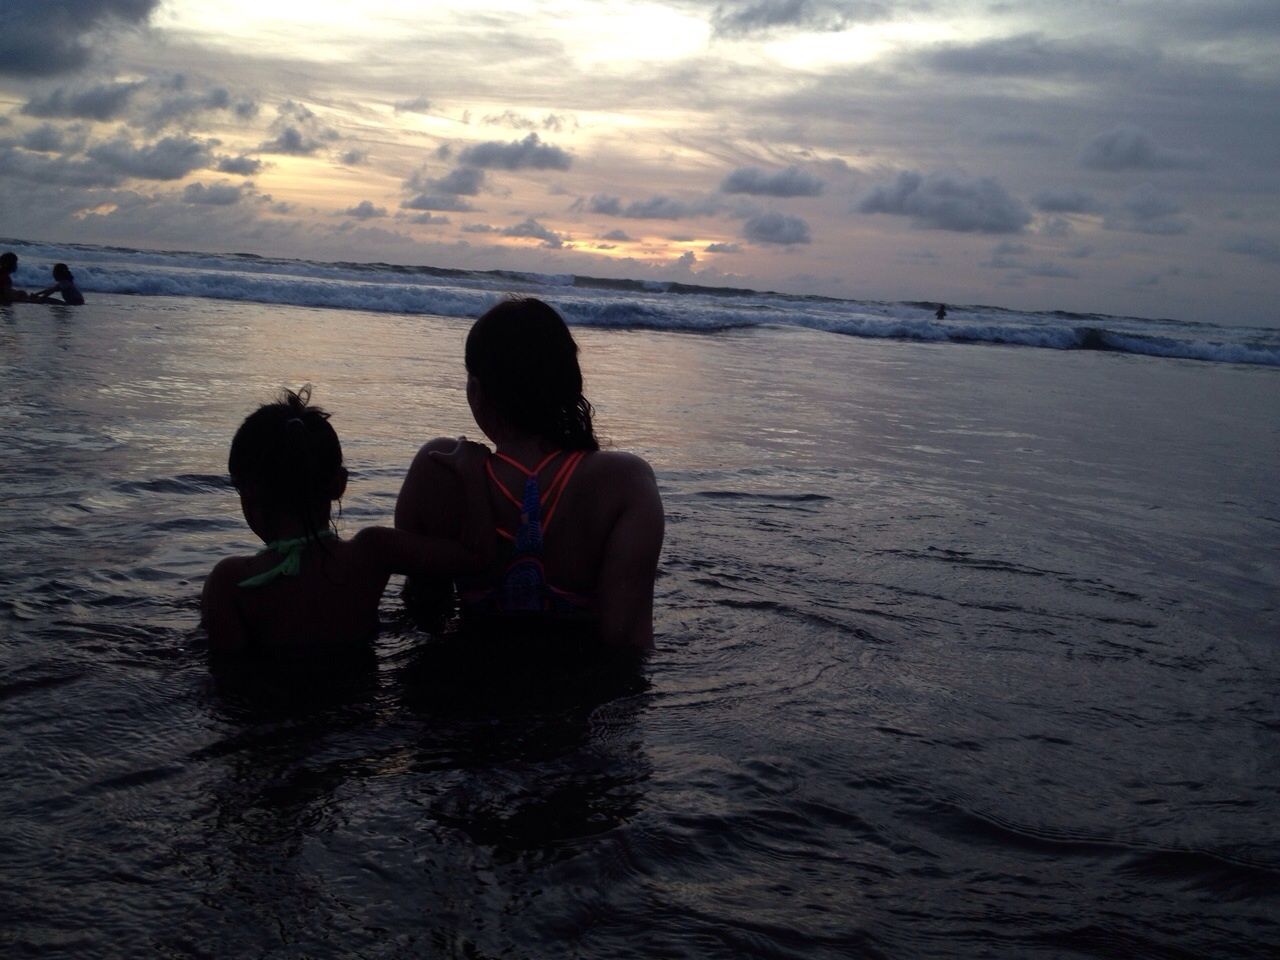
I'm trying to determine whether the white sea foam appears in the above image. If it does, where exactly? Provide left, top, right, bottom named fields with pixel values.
left=5, top=238, right=1278, bottom=367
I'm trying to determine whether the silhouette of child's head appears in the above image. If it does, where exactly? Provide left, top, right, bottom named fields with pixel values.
left=229, top=386, right=345, bottom=539
left=0, top=252, right=16, bottom=273
left=52, top=263, right=73, bottom=282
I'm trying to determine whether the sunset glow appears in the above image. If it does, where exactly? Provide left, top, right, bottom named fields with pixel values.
left=2, top=0, right=1278, bottom=322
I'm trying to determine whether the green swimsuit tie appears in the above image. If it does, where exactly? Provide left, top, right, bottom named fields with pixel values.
left=237, top=531, right=337, bottom=588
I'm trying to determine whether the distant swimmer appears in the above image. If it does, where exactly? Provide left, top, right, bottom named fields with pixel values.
left=32, top=263, right=85, bottom=305
left=1, top=252, right=30, bottom=303
left=935, top=303, right=947, bottom=320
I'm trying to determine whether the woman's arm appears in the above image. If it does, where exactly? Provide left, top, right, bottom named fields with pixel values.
left=595, top=455, right=664, bottom=650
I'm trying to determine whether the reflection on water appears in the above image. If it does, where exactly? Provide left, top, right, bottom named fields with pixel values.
left=2, top=296, right=1277, bottom=958
left=185, top=645, right=652, bottom=956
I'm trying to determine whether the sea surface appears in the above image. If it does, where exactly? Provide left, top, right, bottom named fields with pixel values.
left=1, top=244, right=1278, bottom=958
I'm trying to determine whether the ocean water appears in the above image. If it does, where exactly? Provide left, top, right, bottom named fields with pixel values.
left=1, top=248, right=1278, bottom=958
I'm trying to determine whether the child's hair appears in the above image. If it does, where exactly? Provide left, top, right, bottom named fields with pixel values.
left=0, top=252, right=16, bottom=272
left=228, top=386, right=343, bottom=541
left=52, top=263, right=73, bottom=282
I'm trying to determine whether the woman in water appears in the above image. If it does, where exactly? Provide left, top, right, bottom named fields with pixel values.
left=395, top=298, right=664, bottom=651
left=33, top=263, right=85, bottom=305
left=203, top=387, right=493, bottom=658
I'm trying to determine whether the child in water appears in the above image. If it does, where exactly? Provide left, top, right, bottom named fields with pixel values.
left=33, top=263, right=85, bottom=305
left=202, top=387, right=492, bottom=656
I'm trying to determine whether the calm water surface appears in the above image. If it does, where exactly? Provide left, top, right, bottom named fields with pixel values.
left=1, top=296, right=1277, bottom=958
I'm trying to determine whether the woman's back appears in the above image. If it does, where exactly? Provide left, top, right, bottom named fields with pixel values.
left=395, top=297, right=663, bottom=649
left=397, top=443, right=662, bottom=648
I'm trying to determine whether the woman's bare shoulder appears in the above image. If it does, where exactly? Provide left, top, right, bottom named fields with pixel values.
left=578, top=450, right=660, bottom=508
left=582, top=449, right=656, bottom=481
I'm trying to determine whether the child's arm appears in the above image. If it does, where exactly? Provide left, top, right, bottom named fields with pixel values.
left=359, top=439, right=495, bottom=576
left=201, top=559, right=251, bottom=654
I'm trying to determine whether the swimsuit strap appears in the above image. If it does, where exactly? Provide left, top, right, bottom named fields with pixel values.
left=487, top=449, right=585, bottom=537
left=237, top=530, right=337, bottom=588
left=540, top=450, right=585, bottom=531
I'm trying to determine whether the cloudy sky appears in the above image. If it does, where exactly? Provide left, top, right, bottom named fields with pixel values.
left=2, top=0, right=1277, bottom=323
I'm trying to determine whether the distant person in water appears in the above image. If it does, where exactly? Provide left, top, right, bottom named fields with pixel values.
left=395, top=297, right=664, bottom=650
left=202, top=386, right=494, bottom=659
left=32, top=263, right=85, bottom=305
left=1, top=252, right=29, bottom=303
left=935, top=303, right=947, bottom=320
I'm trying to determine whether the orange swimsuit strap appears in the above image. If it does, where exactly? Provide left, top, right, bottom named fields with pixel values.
left=486, top=449, right=586, bottom=540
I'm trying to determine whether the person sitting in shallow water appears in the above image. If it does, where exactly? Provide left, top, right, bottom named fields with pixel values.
left=395, top=297, right=664, bottom=650
left=202, top=387, right=494, bottom=658
left=1, top=252, right=29, bottom=303
left=32, top=263, right=85, bottom=305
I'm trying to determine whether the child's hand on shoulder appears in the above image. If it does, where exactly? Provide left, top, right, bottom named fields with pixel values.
left=428, top=436, right=490, bottom=476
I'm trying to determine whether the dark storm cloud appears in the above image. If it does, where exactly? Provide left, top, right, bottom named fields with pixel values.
left=1032, top=189, right=1102, bottom=214
left=1103, top=183, right=1191, bottom=235
left=1080, top=125, right=1205, bottom=172
left=710, top=0, right=888, bottom=38
left=0, top=144, right=121, bottom=187
left=601, top=229, right=633, bottom=241
left=743, top=211, right=811, bottom=244
left=431, top=167, right=485, bottom=195
left=501, top=218, right=564, bottom=247
left=0, top=0, right=160, bottom=77
left=21, top=125, right=75, bottom=154
left=87, top=135, right=212, bottom=180
left=402, top=194, right=475, bottom=212
left=587, top=194, right=622, bottom=215
left=859, top=171, right=1032, bottom=233
left=920, top=33, right=1146, bottom=79
left=1166, top=0, right=1280, bottom=36
left=1027, top=261, right=1079, bottom=279
left=1222, top=236, right=1280, bottom=263
left=259, top=102, right=338, bottom=156
left=22, top=82, right=143, bottom=121
left=218, top=155, right=263, bottom=175
left=409, top=212, right=451, bottom=225
left=457, top=133, right=571, bottom=171
left=343, top=200, right=387, bottom=219
left=183, top=181, right=248, bottom=206
left=143, top=86, right=234, bottom=132
left=705, top=242, right=743, bottom=253
left=258, top=127, right=324, bottom=155
left=589, top=194, right=717, bottom=220
left=622, top=196, right=697, bottom=219
left=720, top=165, right=824, bottom=197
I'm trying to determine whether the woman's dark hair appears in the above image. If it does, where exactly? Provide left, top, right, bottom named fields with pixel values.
left=53, top=263, right=73, bottom=282
left=228, top=385, right=343, bottom=541
left=465, top=298, right=599, bottom=451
